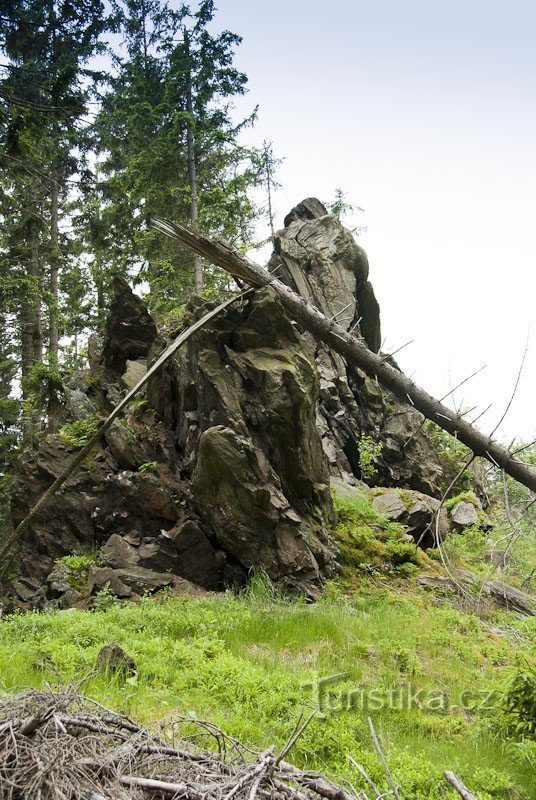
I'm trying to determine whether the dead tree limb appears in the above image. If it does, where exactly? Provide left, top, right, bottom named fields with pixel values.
left=367, top=718, right=400, bottom=800
left=444, top=771, right=477, bottom=800
left=150, top=216, right=536, bottom=494
left=0, top=291, right=252, bottom=567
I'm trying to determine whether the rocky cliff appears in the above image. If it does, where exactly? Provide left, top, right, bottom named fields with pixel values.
left=8, top=199, right=445, bottom=609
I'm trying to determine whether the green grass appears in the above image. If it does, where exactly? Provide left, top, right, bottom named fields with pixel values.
left=1, top=492, right=534, bottom=799
left=0, top=580, right=534, bottom=800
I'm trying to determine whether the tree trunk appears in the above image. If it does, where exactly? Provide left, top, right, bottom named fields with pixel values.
left=20, top=235, right=43, bottom=443
left=19, top=301, right=35, bottom=442
left=149, top=216, right=536, bottom=495
left=94, top=259, right=105, bottom=328
left=31, top=243, right=43, bottom=363
left=444, top=771, right=477, bottom=800
left=48, top=165, right=60, bottom=433
left=184, top=30, right=203, bottom=293
left=264, top=143, right=275, bottom=239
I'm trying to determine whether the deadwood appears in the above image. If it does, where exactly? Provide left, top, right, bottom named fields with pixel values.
left=0, top=688, right=368, bottom=800
left=444, top=771, right=478, bottom=800
left=150, top=216, right=536, bottom=494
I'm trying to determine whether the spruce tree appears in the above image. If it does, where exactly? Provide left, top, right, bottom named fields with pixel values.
left=0, top=0, right=110, bottom=431
left=93, top=0, right=262, bottom=312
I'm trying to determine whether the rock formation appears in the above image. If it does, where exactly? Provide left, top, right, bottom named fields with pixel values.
left=8, top=200, right=446, bottom=609
left=270, top=199, right=442, bottom=494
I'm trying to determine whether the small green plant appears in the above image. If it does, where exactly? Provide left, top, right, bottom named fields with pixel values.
left=239, top=568, right=287, bottom=605
left=60, top=554, right=95, bottom=572
left=0, top=580, right=534, bottom=796
left=444, top=491, right=481, bottom=512
left=59, top=414, right=101, bottom=447
left=499, top=668, right=536, bottom=737
left=58, top=553, right=96, bottom=590
left=92, top=583, right=118, bottom=612
left=332, top=491, right=421, bottom=574
left=358, top=435, right=382, bottom=479
left=139, top=460, right=158, bottom=474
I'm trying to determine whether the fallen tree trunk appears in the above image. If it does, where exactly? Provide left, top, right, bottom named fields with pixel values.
left=418, top=572, right=536, bottom=616
left=150, top=216, right=536, bottom=494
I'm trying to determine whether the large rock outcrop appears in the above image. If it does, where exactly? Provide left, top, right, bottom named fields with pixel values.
left=270, top=199, right=442, bottom=495
left=8, top=199, right=445, bottom=609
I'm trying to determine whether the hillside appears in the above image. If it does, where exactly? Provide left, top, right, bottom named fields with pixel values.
left=1, top=202, right=535, bottom=800
left=1, top=532, right=535, bottom=798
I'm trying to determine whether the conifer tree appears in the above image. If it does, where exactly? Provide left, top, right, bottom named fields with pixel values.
left=93, top=0, right=261, bottom=311
left=0, top=0, right=109, bottom=431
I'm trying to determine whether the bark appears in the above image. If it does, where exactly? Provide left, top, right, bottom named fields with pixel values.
left=20, top=232, right=43, bottom=442
left=19, top=302, right=34, bottom=442
left=459, top=570, right=535, bottom=615
left=149, top=216, right=536, bottom=495
left=184, top=30, right=203, bottom=293
left=264, top=146, right=275, bottom=239
left=31, top=243, right=43, bottom=363
left=48, top=164, right=60, bottom=432
left=95, top=260, right=105, bottom=327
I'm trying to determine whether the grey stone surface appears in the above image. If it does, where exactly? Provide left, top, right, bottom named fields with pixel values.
left=9, top=199, right=449, bottom=607
left=450, top=501, right=479, bottom=528
left=96, top=642, right=136, bottom=676
left=372, top=487, right=449, bottom=548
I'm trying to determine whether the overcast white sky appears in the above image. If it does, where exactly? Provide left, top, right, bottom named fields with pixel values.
left=210, top=0, right=535, bottom=446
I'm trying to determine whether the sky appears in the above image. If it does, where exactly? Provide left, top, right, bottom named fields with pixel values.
left=207, top=0, right=535, bottom=446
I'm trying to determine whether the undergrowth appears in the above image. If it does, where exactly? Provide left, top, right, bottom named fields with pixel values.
left=1, top=492, right=534, bottom=798
left=332, top=491, right=423, bottom=576
left=0, top=583, right=534, bottom=799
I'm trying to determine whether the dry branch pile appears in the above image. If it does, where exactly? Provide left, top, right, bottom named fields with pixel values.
left=0, top=689, right=361, bottom=800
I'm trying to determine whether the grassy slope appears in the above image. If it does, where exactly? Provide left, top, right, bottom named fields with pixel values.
left=0, top=494, right=534, bottom=799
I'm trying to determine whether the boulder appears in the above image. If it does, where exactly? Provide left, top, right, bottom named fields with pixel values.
left=96, top=642, right=136, bottom=676
left=59, top=588, right=83, bottom=608
left=450, top=501, right=479, bottom=529
left=12, top=577, right=47, bottom=607
left=8, top=199, right=450, bottom=606
left=270, top=202, right=443, bottom=495
left=371, top=487, right=449, bottom=548
left=88, top=565, right=175, bottom=598
left=122, top=359, right=147, bottom=389
left=101, top=276, right=157, bottom=376
left=99, top=534, right=140, bottom=569
left=175, top=287, right=339, bottom=597
left=165, top=518, right=226, bottom=589
left=103, top=420, right=149, bottom=471
left=283, top=197, right=330, bottom=226
left=46, top=562, right=71, bottom=596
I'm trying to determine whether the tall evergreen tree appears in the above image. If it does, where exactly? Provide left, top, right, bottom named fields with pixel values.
left=0, top=0, right=110, bottom=431
left=93, top=0, right=261, bottom=312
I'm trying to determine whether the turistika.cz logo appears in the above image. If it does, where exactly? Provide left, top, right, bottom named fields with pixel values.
left=303, top=673, right=499, bottom=719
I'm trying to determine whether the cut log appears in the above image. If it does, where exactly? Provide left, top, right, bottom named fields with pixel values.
left=458, top=570, right=535, bottom=615
left=150, top=216, right=536, bottom=495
